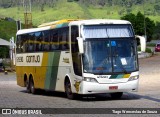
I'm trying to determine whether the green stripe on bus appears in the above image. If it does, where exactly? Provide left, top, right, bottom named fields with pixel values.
left=110, top=75, right=118, bottom=79
left=116, top=74, right=123, bottom=79
left=109, top=74, right=130, bottom=79
left=45, top=52, right=61, bottom=90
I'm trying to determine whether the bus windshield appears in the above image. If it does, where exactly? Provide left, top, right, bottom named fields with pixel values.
left=82, top=25, right=138, bottom=74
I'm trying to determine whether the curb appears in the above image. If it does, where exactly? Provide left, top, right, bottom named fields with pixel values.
left=138, top=52, right=152, bottom=59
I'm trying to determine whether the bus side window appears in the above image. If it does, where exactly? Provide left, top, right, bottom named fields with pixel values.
left=35, top=32, right=42, bottom=52
left=28, top=33, right=35, bottom=52
left=50, top=29, right=59, bottom=50
left=21, top=34, right=28, bottom=53
left=59, top=27, right=69, bottom=50
left=16, top=35, right=22, bottom=53
left=42, top=31, right=50, bottom=51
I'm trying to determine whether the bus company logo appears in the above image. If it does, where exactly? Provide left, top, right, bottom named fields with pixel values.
left=97, top=75, right=109, bottom=78
left=26, top=55, right=40, bottom=63
left=2, top=109, right=11, bottom=114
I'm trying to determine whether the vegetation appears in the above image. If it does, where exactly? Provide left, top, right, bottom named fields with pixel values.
left=147, top=43, right=156, bottom=47
left=0, top=0, right=160, bottom=58
left=121, top=12, right=155, bottom=42
left=0, top=0, right=160, bottom=25
left=145, top=47, right=153, bottom=53
left=0, top=18, right=22, bottom=59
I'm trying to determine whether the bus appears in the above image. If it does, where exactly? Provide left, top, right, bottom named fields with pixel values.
left=16, top=19, right=139, bottom=99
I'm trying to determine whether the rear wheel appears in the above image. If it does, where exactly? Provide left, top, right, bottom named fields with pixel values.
left=30, top=79, right=36, bottom=94
left=26, top=80, right=31, bottom=93
left=65, top=80, right=75, bottom=100
left=110, top=92, right=123, bottom=99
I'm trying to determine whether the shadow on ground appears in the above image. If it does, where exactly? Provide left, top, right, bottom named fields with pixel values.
left=20, top=89, right=141, bottom=102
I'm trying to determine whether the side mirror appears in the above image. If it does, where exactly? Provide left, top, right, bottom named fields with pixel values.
left=135, top=35, right=146, bottom=52
left=77, top=37, right=84, bottom=54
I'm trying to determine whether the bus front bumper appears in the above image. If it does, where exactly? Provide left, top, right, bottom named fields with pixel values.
left=78, top=80, right=139, bottom=94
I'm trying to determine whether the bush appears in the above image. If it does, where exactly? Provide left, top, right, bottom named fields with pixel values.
left=145, top=48, right=152, bottom=53
left=137, top=47, right=152, bottom=53
left=147, top=43, right=156, bottom=47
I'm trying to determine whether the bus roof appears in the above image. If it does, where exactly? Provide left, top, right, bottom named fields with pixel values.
left=17, top=19, right=131, bottom=35
left=38, top=19, right=80, bottom=28
left=16, top=26, right=51, bottom=35
left=69, top=19, right=131, bottom=26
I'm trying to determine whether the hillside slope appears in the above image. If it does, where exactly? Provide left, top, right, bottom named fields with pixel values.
left=0, top=0, right=159, bottom=26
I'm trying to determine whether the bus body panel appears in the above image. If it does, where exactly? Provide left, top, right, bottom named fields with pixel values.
left=72, top=71, right=139, bottom=94
left=16, top=51, right=74, bottom=92
left=55, top=51, right=71, bottom=92
left=80, top=79, right=139, bottom=94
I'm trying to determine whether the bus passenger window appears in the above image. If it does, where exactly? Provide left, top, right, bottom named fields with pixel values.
left=59, top=27, right=69, bottom=50
left=16, top=35, right=22, bottom=53
left=50, top=29, right=59, bottom=50
left=28, top=33, right=35, bottom=52
left=43, top=31, right=50, bottom=51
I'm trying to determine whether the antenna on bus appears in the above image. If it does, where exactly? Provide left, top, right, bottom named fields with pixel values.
left=23, top=0, right=32, bottom=29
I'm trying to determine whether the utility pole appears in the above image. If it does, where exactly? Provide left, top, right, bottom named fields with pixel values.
left=23, top=0, right=32, bottom=29
left=143, top=0, right=147, bottom=40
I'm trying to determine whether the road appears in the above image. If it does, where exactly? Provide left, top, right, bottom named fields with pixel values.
left=0, top=54, right=160, bottom=117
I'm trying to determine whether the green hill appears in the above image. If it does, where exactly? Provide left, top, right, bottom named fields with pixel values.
left=0, top=0, right=160, bottom=41
left=0, top=0, right=160, bottom=26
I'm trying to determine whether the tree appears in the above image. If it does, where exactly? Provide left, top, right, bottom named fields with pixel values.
left=121, top=12, right=155, bottom=42
left=153, top=22, right=160, bottom=40
left=0, top=46, right=9, bottom=58
left=121, top=13, right=136, bottom=28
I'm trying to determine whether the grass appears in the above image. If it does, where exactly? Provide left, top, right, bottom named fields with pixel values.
left=0, top=1, right=159, bottom=26
left=147, top=43, right=156, bottom=47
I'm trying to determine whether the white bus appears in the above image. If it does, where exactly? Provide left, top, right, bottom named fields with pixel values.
left=16, top=19, right=139, bottom=99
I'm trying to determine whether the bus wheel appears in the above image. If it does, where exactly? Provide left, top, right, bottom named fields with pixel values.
left=65, top=80, right=75, bottom=100
left=26, top=80, right=31, bottom=93
left=30, top=79, right=36, bottom=94
left=110, top=92, right=123, bottom=99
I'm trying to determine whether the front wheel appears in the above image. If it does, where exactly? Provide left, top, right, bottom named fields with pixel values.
left=65, top=80, right=75, bottom=100
left=110, top=92, right=123, bottom=99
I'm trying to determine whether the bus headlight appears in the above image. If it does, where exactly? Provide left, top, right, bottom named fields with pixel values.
left=128, top=75, right=139, bottom=81
left=84, top=77, right=98, bottom=83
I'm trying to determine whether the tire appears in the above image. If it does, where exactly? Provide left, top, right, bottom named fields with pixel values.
left=26, top=80, right=31, bottom=93
left=30, top=79, right=36, bottom=94
left=110, top=92, right=123, bottom=99
left=65, top=80, right=75, bottom=100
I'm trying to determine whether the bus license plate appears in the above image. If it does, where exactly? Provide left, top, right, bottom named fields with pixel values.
left=109, top=86, right=118, bottom=90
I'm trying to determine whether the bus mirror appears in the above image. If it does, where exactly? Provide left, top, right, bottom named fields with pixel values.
left=77, top=37, right=84, bottom=54
left=135, top=35, right=146, bottom=52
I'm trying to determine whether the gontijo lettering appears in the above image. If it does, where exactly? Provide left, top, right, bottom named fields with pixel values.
left=26, top=55, right=40, bottom=63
